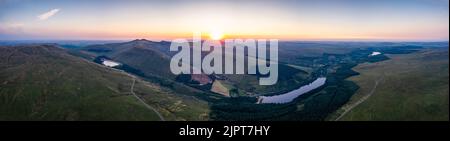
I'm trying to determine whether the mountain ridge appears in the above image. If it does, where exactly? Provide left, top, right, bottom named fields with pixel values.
left=0, top=44, right=209, bottom=120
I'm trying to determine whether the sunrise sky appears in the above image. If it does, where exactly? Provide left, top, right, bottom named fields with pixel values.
left=0, top=0, right=448, bottom=41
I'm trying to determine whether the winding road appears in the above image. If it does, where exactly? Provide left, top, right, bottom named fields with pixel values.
left=91, top=60, right=166, bottom=121
left=129, top=76, right=166, bottom=121
left=334, top=76, right=384, bottom=121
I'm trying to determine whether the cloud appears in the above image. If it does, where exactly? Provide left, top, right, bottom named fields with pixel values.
left=37, top=8, right=60, bottom=21
left=0, top=22, right=26, bottom=34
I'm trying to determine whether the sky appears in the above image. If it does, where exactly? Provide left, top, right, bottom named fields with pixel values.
left=0, top=0, right=448, bottom=41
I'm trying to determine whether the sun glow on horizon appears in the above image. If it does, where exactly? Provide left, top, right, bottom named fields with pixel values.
left=209, top=31, right=225, bottom=40
left=0, top=0, right=448, bottom=41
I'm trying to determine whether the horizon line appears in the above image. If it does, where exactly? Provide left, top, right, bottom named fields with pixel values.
left=1, top=38, right=448, bottom=43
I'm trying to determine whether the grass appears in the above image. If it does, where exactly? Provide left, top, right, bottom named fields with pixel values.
left=0, top=45, right=209, bottom=120
left=133, top=79, right=210, bottom=121
left=333, top=48, right=449, bottom=121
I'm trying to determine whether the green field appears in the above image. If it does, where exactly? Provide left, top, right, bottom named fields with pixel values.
left=332, top=48, right=449, bottom=121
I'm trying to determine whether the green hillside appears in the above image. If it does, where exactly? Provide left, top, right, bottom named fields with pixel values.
left=0, top=45, right=209, bottom=120
left=82, top=39, right=176, bottom=80
left=333, top=48, right=449, bottom=121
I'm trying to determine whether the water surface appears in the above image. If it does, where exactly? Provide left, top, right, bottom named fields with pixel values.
left=258, top=77, right=327, bottom=104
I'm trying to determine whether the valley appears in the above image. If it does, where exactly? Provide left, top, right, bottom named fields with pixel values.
left=0, top=45, right=209, bottom=120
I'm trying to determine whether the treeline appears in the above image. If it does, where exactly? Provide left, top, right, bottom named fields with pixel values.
left=210, top=97, right=297, bottom=120
left=175, top=74, right=213, bottom=91
left=209, top=64, right=359, bottom=121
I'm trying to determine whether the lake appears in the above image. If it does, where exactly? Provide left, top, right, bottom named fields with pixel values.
left=102, top=60, right=120, bottom=67
left=258, top=77, right=327, bottom=104
left=369, top=52, right=381, bottom=56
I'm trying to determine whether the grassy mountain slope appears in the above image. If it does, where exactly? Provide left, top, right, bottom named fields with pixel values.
left=0, top=45, right=209, bottom=120
left=82, top=39, right=176, bottom=79
left=334, top=48, right=449, bottom=121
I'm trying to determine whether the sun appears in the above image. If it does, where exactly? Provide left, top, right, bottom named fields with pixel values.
left=209, top=31, right=224, bottom=40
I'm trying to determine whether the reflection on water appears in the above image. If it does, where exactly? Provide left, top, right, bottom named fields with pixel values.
left=102, top=60, right=120, bottom=67
left=258, top=77, right=327, bottom=104
left=369, top=52, right=381, bottom=56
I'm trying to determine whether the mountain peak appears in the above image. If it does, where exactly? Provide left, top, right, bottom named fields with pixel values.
left=132, top=39, right=150, bottom=42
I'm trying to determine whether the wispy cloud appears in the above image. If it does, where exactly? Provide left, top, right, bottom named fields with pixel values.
left=0, top=22, right=26, bottom=34
left=37, top=8, right=60, bottom=21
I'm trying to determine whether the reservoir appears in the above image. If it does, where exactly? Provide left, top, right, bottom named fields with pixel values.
left=258, top=77, right=327, bottom=104
left=102, top=60, right=120, bottom=67
left=369, top=51, right=381, bottom=56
